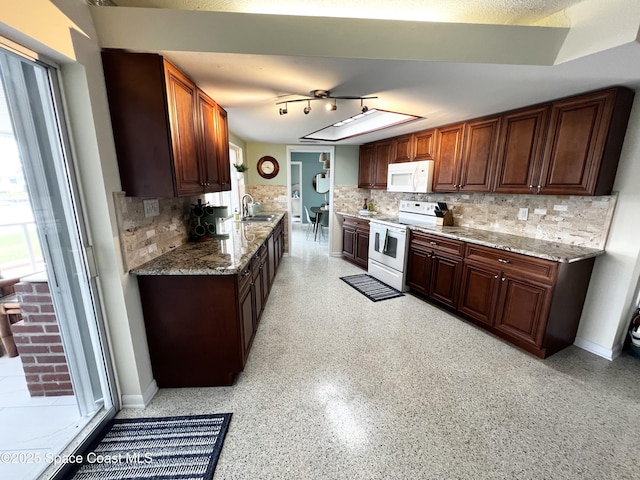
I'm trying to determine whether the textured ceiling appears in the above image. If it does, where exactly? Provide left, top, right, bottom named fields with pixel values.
left=92, top=1, right=640, bottom=145
left=112, top=0, right=587, bottom=26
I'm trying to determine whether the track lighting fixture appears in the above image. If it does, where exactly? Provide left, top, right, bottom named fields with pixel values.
left=276, top=89, right=377, bottom=116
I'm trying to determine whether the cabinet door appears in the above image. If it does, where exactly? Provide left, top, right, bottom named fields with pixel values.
left=458, top=261, right=499, bottom=326
left=358, top=144, right=375, bottom=188
left=267, top=233, right=276, bottom=288
left=373, top=141, right=392, bottom=188
left=392, top=134, right=413, bottom=163
left=406, top=247, right=432, bottom=295
left=459, top=116, right=500, bottom=193
left=494, top=105, right=549, bottom=194
left=414, top=129, right=435, bottom=161
left=197, top=90, right=221, bottom=192
left=215, top=104, right=231, bottom=191
left=252, top=257, right=264, bottom=323
left=538, top=90, right=614, bottom=195
left=355, top=232, right=370, bottom=268
left=429, top=254, right=462, bottom=309
left=494, top=274, right=553, bottom=347
left=433, top=123, right=465, bottom=192
left=164, top=61, right=202, bottom=196
left=342, top=226, right=356, bottom=259
left=239, top=274, right=254, bottom=360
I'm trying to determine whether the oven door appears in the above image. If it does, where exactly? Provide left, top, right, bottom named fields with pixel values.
left=368, top=222, right=408, bottom=272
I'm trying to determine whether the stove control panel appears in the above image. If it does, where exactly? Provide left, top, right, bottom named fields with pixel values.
left=399, top=200, right=439, bottom=216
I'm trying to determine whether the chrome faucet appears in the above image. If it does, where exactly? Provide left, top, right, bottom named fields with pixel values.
left=241, top=194, right=254, bottom=217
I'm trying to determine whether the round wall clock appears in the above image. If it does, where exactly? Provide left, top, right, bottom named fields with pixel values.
left=257, top=155, right=279, bottom=179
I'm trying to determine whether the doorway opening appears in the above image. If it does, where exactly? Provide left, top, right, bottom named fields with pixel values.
left=286, top=146, right=334, bottom=256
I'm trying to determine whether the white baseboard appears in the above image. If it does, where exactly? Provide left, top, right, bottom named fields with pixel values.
left=573, top=337, right=621, bottom=360
left=121, top=379, right=159, bottom=409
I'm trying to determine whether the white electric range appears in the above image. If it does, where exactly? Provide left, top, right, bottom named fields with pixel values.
left=367, top=200, right=441, bottom=292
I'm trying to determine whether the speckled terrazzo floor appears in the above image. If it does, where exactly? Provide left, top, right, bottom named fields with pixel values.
left=118, top=224, right=640, bottom=480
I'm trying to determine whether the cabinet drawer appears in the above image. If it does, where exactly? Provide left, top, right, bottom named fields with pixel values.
left=465, top=244, right=557, bottom=283
left=344, top=216, right=369, bottom=233
left=410, top=231, right=465, bottom=257
left=238, top=263, right=252, bottom=296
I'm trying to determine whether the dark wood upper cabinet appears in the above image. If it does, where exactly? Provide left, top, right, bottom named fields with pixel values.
left=494, top=105, right=549, bottom=194
left=538, top=87, right=634, bottom=196
left=357, top=144, right=375, bottom=188
left=197, top=91, right=220, bottom=191
left=414, top=129, right=436, bottom=161
left=215, top=105, right=231, bottom=189
left=358, top=140, right=392, bottom=188
left=359, top=86, right=633, bottom=196
left=373, top=141, right=392, bottom=187
left=102, top=50, right=231, bottom=197
left=391, top=134, right=413, bottom=163
left=459, top=116, right=500, bottom=193
left=433, top=123, right=465, bottom=192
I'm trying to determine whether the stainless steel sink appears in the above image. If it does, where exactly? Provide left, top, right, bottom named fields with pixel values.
left=239, top=214, right=277, bottom=222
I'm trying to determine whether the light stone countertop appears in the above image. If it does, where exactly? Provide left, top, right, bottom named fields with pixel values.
left=131, top=213, right=284, bottom=275
left=337, top=211, right=603, bottom=263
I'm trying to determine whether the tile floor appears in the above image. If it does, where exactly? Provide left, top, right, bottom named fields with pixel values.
left=0, top=354, right=85, bottom=480
left=115, top=223, right=640, bottom=480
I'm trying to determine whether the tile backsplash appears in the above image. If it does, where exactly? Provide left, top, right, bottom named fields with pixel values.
left=114, top=184, right=616, bottom=272
left=115, top=186, right=290, bottom=271
left=337, top=187, right=617, bottom=249
left=113, top=192, right=195, bottom=271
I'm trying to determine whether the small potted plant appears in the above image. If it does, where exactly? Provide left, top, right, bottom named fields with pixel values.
left=233, top=162, right=248, bottom=179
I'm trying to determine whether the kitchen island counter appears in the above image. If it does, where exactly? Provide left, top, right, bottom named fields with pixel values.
left=131, top=213, right=285, bottom=276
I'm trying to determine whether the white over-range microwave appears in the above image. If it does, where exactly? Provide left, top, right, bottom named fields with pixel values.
left=387, top=160, right=434, bottom=193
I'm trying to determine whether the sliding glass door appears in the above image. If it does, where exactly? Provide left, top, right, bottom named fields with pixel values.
left=0, top=43, right=116, bottom=478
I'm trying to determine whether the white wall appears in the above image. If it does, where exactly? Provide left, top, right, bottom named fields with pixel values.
left=575, top=94, right=640, bottom=358
left=0, top=0, right=155, bottom=407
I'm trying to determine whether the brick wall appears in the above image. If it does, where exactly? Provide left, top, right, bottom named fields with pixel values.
left=11, top=281, right=74, bottom=397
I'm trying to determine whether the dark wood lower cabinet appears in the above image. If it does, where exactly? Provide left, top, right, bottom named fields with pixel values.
left=137, top=220, right=283, bottom=387
left=458, top=260, right=500, bottom=327
left=341, top=216, right=370, bottom=269
left=407, top=231, right=464, bottom=309
left=408, top=232, right=595, bottom=358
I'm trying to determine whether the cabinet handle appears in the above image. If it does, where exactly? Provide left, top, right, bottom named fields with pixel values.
left=501, top=277, right=506, bottom=282
left=494, top=274, right=499, bottom=279
left=429, top=241, right=438, bottom=245
left=529, top=184, right=534, bottom=188
left=498, top=258, right=510, bottom=264
left=242, top=269, right=251, bottom=276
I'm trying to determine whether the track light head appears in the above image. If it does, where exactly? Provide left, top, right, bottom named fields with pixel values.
left=303, top=101, right=311, bottom=115
left=279, top=106, right=288, bottom=115
left=361, top=105, right=369, bottom=113
left=326, top=100, right=337, bottom=111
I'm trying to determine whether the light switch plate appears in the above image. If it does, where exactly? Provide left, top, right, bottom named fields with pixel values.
left=518, top=207, right=529, bottom=221
left=143, top=199, right=160, bottom=217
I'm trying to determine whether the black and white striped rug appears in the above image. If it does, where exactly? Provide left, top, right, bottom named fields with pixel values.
left=66, top=414, right=232, bottom=480
left=340, top=274, right=405, bottom=302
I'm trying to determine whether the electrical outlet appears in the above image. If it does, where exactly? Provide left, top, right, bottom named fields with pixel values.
left=277, top=195, right=288, bottom=203
left=143, top=199, right=160, bottom=217
left=518, top=207, right=529, bottom=221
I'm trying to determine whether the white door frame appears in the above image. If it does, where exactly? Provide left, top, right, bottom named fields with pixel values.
left=286, top=145, right=335, bottom=253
